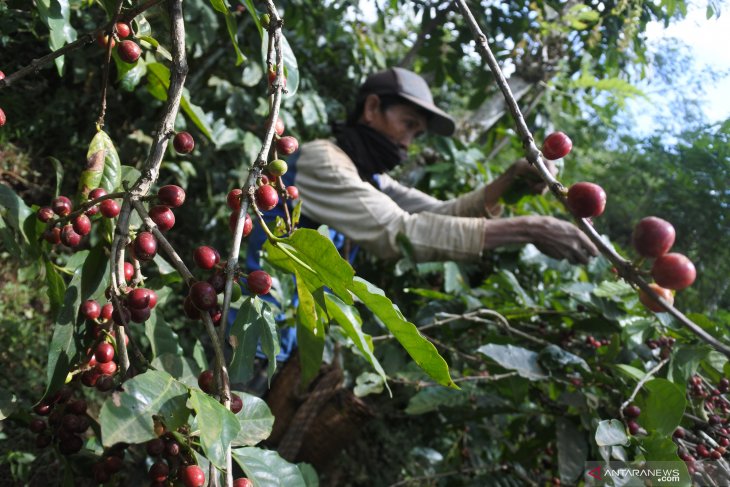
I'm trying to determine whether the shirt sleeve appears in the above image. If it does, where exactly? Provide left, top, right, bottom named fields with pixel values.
left=377, top=172, right=491, bottom=218
left=292, top=140, right=488, bottom=262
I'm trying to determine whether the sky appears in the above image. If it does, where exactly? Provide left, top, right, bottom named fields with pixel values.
left=627, top=3, right=730, bottom=132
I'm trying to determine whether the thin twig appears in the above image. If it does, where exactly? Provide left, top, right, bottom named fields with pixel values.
left=0, top=0, right=164, bottom=90
left=220, top=1, right=287, bottom=347
left=454, top=0, right=730, bottom=359
left=618, top=358, right=669, bottom=420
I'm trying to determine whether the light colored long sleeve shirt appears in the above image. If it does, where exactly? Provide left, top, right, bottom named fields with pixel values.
left=293, top=139, right=493, bottom=262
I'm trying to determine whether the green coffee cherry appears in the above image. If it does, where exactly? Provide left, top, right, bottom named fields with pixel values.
left=260, top=13, right=271, bottom=29
left=266, top=159, right=288, bottom=177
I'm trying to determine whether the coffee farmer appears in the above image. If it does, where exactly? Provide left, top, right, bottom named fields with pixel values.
left=240, top=67, right=598, bottom=363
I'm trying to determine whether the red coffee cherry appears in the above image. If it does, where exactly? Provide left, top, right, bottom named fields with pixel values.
left=73, top=214, right=92, bottom=236
left=276, top=136, right=298, bottom=155
left=208, top=273, right=226, bottom=294
left=627, top=420, right=640, bottom=435
left=227, top=188, right=243, bottom=210
left=157, top=185, right=186, bottom=207
left=255, top=185, right=279, bottom=211
left=651, top=253, right=696, bottom=290
left=59, top=434, right=84, bottom=455
left=97, top=33, right=116, bottom=49
left=0, top=108, right=5, bottom=127
left=95, top=342, right=115, bottom=364
left=43, top=227, right=62, bottom=244
left=89, top=187, right=108, bottom=200
left=129, top=306, right=151, bottom=323
left=267, top=68, right=286, bottom=88
left=180, top=465, right=206, bottom=487
left=52, top=196, right=73, bottom=216
left=146, top=438, right=165, bottom=456
left=149, top=205, right=175, bottom=231
left=148, top=461, right=169, bottom=483
left=134, top=232, right=157, bottom=260
left=183, top=296, right=201, bottom=319
left=247, top=270, right=272, bottom=295
left=118, top=40, right=141, bottom=63
left=67, top=398, right=87, bottom=415
left=632, top=217, right=675, bottom=258
left=29, top=418, right=47, bottom=433
left=567, top=182, right=606, bottom=218
left=194, top=246, right=218, bottom=270
left=286, top=186, right=299, bottom=200
left=639, top=284, right=674, bottom=312
left=541, top=131, right=573, bottom=160
left=233, top=479, right=254, bottom=487
left=173, top=132, right=195, bottom=154
left=623, top=404, right=641, bottom=418
left=115, top=22, right=131, bottom=38
left=61, top=224, right=82, bottom=248
left=229, top=211, right=253, bottom=237
left=97, top=361, right=118, bottom=376
left=127, top=288, right=151, bottom=309
left=231, top=393, right=243, bottom=414
left=189, top=281, right=217, bottom=310
left=275, top=117, right=285, bottom=136
left=198, top=370, right=215, bottom=394
left=147, top=290, right=158, bottom=309
left=81, top=299, right=101, bottom=320
left=37, top=206, right=55, bottom=222
left=100, top=303, right=114, bottom=321
left=0, top=71, right=4, bottom=81
left=100, top=199, right=121, bottom=218
left=124, top=262, right=134, bottom=282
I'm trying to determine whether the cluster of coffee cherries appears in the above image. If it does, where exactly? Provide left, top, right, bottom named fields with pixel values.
left=130, top=184, right=187, bottom=264
left=623, top=403, right=643, bottom=435
left=584, top=335, right=611, bottom=349
left=541, top=132, right=696, bottom=312
left=197, top=370, right=243, bottom=413
left=632, top=216, right=696, bottom=310
left=30, top=388, right=91, bottom=455
left=645, top=335, right=676, bottom=360
left=144, top=429, right=206, bottom=487
left=37, top=188, right=121, bottom=248
left=96, top=22, right=142, bottom=64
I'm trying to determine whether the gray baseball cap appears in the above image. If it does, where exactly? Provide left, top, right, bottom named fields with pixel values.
left=359, top=67, right=455, bottom=136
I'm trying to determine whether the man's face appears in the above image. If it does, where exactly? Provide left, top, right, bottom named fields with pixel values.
left=365, top=98, right=428, bottom=151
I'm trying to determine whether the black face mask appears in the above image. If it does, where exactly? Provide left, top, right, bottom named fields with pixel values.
left=333, top=123, right=408, bottom=183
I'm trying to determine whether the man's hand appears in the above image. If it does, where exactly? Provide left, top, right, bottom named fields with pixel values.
left=483, top=216, right=599, bottom=265
left=506, top=158, right=558, bottom=196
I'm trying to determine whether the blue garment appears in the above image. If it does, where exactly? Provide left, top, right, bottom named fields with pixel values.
left=229, top=150, right=367, bottom=362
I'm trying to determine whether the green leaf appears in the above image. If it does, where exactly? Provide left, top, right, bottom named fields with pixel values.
left=244, top=0, right=263, bottom=38
left=0, top=391, right=18, bottom=421
left=405, top=387, right=467, bottom=415
left=297, top=463, right=319, bottom=487
left=188, top=389, right=241, bottom=470
left=42, top=252, right=89, bottom=402
left=99, top=370, right=189, bottom=447
left=477, top=344, right=547, bottom=380
left=642, top=433, right=684, bottom=462
left=595, top=419, right=629, bottom=446
left=556, top=418, right=588, bottom=484
left=264, top=228, right=355, bottom=305
left=614, top=364, right=647, bottom=381
left=232, top=447, right=307, bottom=487
left=77, top=131, right=122, bottom=197
left=0, top=183, right=32, bottom=241
left=80, top=245, right=110, bottom=299
left=324, top=293, right=389, bottom=394
left=592, top=280, right=634, bottom=298
left=231, top=391, right=275, bottom=447
left=538, top=344, right=591, bottom=374
left=145, top=310, right=183, bottom=359
left=113, top=53, right=147, bottom=91
left=48, top=157, right=64, bottom=197
left=353, top=372, right=385, bottom=398
left=229, top=297, right=279, bottom=384
left=636, top=379, right=686, bottom=436
left=351, top=277, right=456, bottom=388
left=44, top=258, right=66, bottom=318
left=36, top=0, right=77, bottom=74
left=146, top=63, right=214, bottom=139
left=294, top=271, right=325, bottom=387
left=151, top=353, right=200, bottom=387
left=208, top=0, right=246, bottom=65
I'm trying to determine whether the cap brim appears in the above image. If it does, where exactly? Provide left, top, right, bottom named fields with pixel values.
left=397, top=92, right=455, bottom=136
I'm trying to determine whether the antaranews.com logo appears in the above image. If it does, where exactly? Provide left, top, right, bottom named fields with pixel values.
left=584, top=461, right=688, bottom=486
